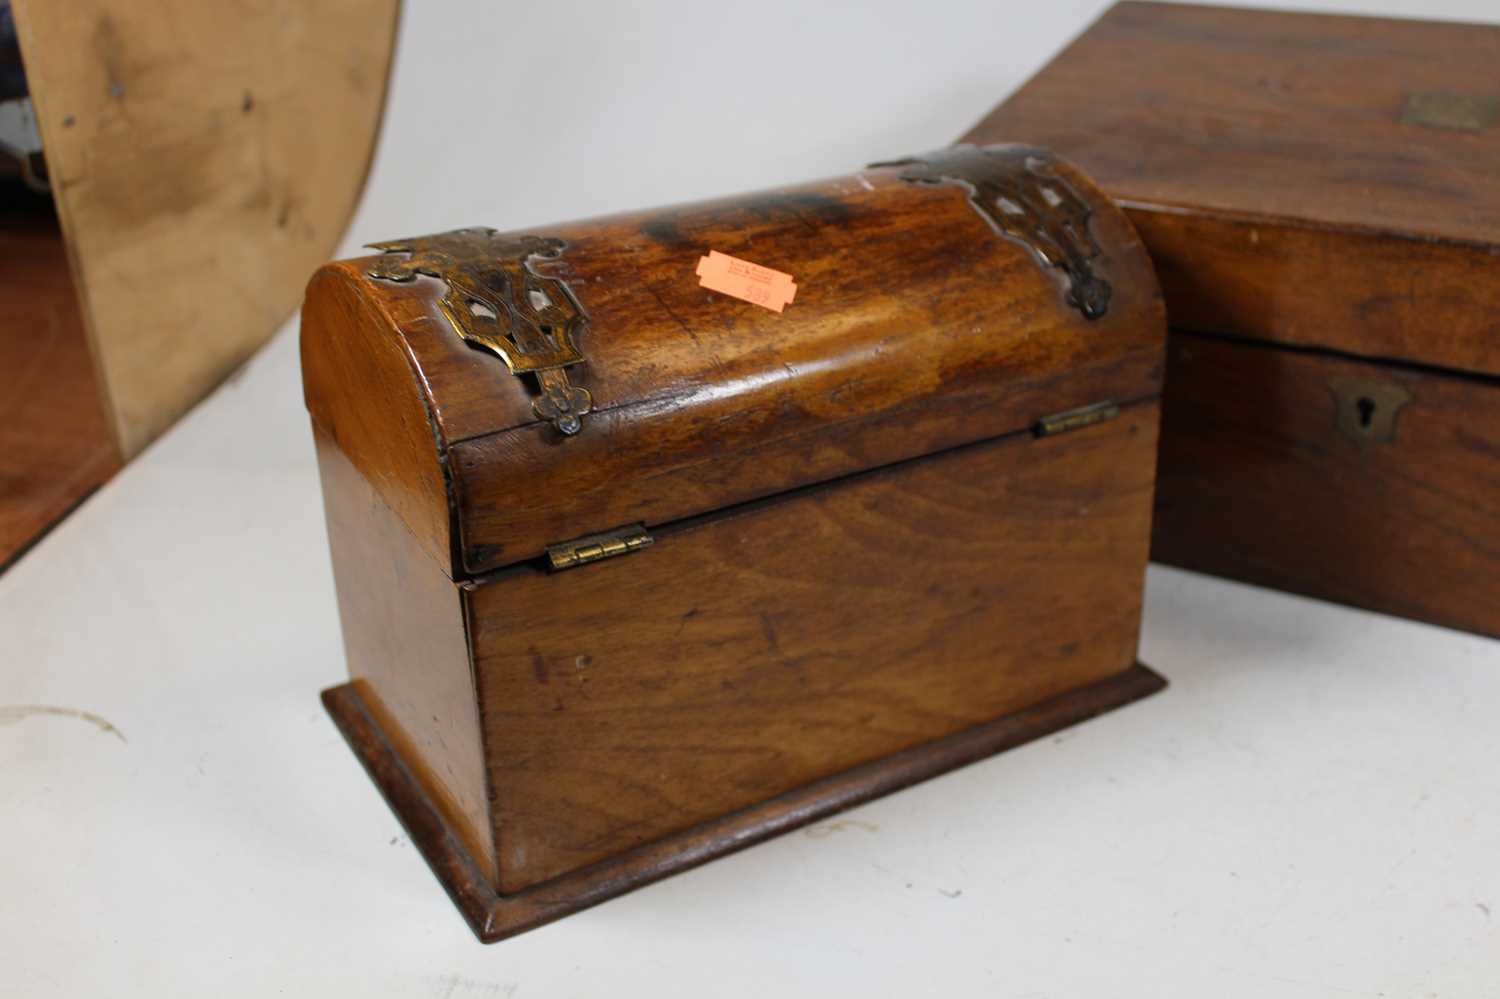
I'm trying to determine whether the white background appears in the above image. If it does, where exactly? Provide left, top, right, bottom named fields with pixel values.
left=4, top=1, right=1499, bottom=995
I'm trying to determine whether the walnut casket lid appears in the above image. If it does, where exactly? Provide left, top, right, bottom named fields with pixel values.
left=964, top=2, right=1500, bottom=378
left=301, top=144, right=1165, bottom=578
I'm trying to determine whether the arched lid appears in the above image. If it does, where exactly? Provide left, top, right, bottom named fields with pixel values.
left=302, top=145, right=1165, bottom=578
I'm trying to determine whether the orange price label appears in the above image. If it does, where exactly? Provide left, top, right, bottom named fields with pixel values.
left=695, top=250, right=797, bottom=313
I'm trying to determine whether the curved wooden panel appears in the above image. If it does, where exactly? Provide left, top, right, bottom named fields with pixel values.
left=305, top=150, right=1165, bottom=576
left=13, top=0, right=399, bottom=456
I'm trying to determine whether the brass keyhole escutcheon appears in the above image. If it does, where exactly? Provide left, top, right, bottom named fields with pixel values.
left=1328, top=376, right=1413, bottom=444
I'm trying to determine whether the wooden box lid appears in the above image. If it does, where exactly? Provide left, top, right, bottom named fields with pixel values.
left=966, top=2, right=1500, bottom=377
left=301, top=147, right=1164, bottom=578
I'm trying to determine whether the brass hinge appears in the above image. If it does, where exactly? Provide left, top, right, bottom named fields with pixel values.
left=546, top=524, right=654, bottom=571
left=1033, top=400, right=1120, bottom=437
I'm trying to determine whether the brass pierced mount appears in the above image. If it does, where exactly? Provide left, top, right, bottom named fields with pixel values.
left=366, top=228, right=593, bottom=435
left=875, top=144, right=1112, bottom=320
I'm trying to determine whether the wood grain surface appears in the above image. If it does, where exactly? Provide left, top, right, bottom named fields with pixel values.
left=967, top=1, right=1500, bottom=244
left=323, top=663, right=1167, bottom=942
left=313, top=425, right=496, bottom=881
left=963, top=1, right=1500, bottom=376
left=468, top=407, right=1159, bottom=892
left=302, top=268, right=455, bottom=576
left=1119, top=209, right=1500, bottom=379
left=965, top=2, right=1500, bottom=635
left=0, top=185, right=118, bottom=569
left=304, top=146, right=1168, bottom=916
left=14, top=0, right=398, bottom=457
left=304, top=156, right=1164, bottom=577
left=1153, top=333, right=1500, bottom=638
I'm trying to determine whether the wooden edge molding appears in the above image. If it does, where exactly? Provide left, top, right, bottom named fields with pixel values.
left=322, top=663, right=1167, bottom=944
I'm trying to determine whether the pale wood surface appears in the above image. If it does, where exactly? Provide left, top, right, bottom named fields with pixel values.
left=12, top=0, right=398, bottom=457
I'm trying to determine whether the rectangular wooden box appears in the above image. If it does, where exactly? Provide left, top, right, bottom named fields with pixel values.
left=967, top=2, right=1500, bottom=639
left=301, top=146, right=1168, bottom=941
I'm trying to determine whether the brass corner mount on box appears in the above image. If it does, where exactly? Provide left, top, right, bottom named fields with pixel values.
left=367, top=228, right=594, bottom=435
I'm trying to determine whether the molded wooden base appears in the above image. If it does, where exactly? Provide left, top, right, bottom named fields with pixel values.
left=323, top=663, right=1165, bottom=943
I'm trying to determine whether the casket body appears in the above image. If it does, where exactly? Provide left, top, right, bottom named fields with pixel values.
left=967, top=2, right=1500, bottom=638
left=301, top=145, right=1167, bottom=941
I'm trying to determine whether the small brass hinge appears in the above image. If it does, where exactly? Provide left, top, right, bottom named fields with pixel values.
left=1033, top=400, right=1120, bottom=437
left=546, top=524, right=653, bottom=572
